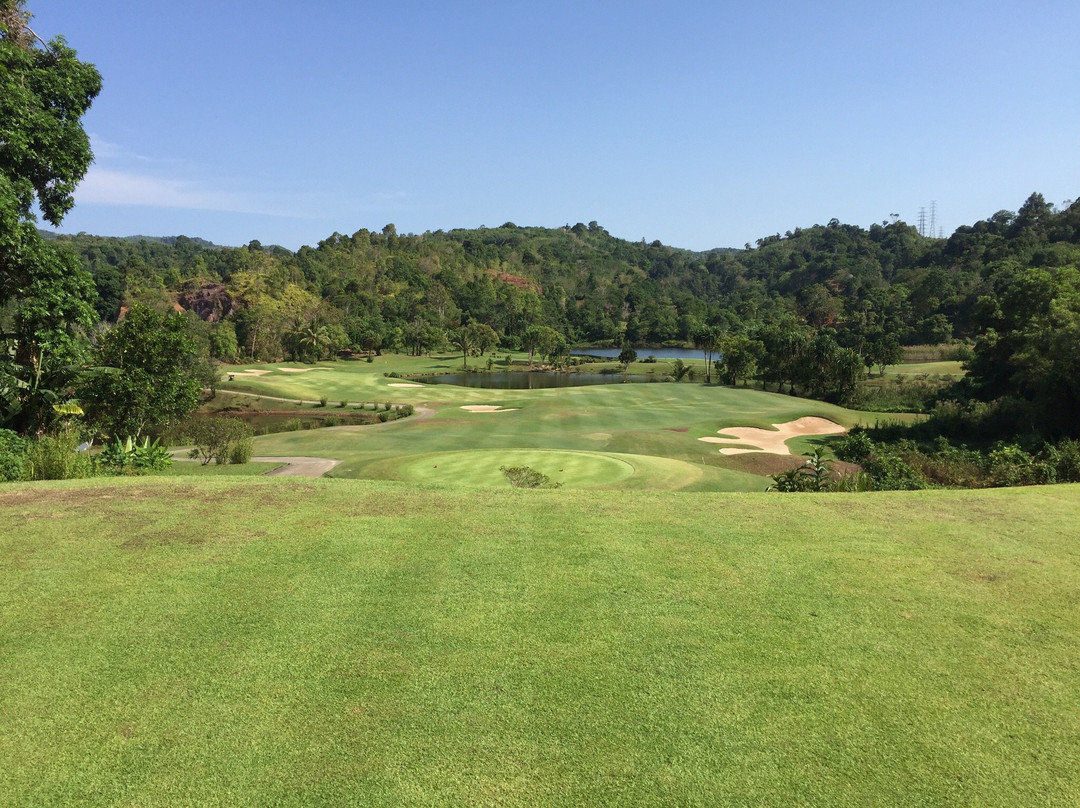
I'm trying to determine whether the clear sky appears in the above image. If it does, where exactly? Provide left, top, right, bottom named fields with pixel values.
left=30, top=1, right=1080, bottom=251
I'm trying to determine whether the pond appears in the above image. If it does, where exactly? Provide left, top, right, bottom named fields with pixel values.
left=418, top=371, right=666, bottom=389
left=571, top=347, right=705, bottom=360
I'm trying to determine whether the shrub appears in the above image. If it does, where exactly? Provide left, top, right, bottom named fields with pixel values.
left=395, top=403, right=415, bottom=417
left=384, top=402, right=392, bottom=411
left=183, top=415, right=254, bottom=465
left=98, top=435, right=172, bottom=474
left=284, top=418, right=303, bottom=432
left=861, top=450, right=929, bottom=491
left=1048, top=440, right=1080, bottom=483
left=24, top=427, right=93, bottom=481
left=986, top=443, right=1054, bottom=487
left=338, top=400, right=348, bottom=408
left=377, top=411, right=391, bottom=422
left=0, top=429, right=28, bottom=482
left=318, top=396, right=328, bottom=407
left=767, top=449, right=837, bottom=492
left=500, top=465, right=561, bottom=489
left=834, top=430, right=874, bottom=463
left=228, top=437, right=254, bottom=465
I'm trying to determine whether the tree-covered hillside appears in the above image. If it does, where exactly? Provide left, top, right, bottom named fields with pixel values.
left=52, top=195, right=1080, bottom=356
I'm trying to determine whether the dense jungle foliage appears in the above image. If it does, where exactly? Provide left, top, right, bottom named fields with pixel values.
left=31, top=192, right=1077, bottom=429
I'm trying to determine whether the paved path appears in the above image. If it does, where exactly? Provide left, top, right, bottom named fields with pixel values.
left=254, top=456, right=343, bottom=477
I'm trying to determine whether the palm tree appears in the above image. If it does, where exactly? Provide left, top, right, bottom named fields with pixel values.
left=295, top=319, right=331, bottom=362
left=693, top=324, right=723, bottom=384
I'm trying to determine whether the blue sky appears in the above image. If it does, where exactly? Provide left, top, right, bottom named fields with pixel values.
left=31, top=1, right=1080, bottom=251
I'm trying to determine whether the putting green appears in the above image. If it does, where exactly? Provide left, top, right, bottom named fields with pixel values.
left=397, top=449, right=636, bottom=488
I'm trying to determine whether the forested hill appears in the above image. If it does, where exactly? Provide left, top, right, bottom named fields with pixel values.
left=50, top=193, right=1080, bottom=361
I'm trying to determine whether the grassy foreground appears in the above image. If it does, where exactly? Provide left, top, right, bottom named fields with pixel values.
left=2, top=477, right=1079, bottom=806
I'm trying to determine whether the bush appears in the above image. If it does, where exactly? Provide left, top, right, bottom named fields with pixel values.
left=318, top=396, right=328, bottom=407
left=97, top=435, right=172, bottom=474
left=767, top=449, right=837, bottom=492
left=1048, top=440, right=1080, bottom=483
left=183, top=415, right=254, bottom=465
left=986, top=443, right=1054, bottom=487
left=228, top=437, right=254, bottom=465
left=24, top=427, right=93, bottom=481
left=500, top=465, right=561, bottom=489
left=833, top=430, right=874, bottom=463
left=284, top=418, right=303, bottom=431
left=0, top=429, right=28, bottom=482
left=395, top=403, right=415, bottom=417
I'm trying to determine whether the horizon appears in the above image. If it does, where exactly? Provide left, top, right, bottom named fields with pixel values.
left=29, top=1, right=1080, bottom=252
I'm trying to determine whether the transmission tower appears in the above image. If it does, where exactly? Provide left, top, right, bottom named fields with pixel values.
left=917, top=207, right=927, bottom=236
left=929, top=201, right=937, bottom=239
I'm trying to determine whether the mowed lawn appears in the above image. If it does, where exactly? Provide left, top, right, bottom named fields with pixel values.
left=2, top=477, right=1079, bottom=806
left=217, top=355, right=902, bottom=491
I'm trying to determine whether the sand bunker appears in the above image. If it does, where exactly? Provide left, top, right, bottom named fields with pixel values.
left=276, top=367, right=331, bottom=373
left=699, top=416, right=846, bottom=455
left=229, top=369, right=271, bottom=377
left=460, top=405, right=518, bottom=413
left=388, top=383, right=426, bottom=388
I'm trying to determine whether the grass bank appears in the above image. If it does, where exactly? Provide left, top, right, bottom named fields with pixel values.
left=2, top=477, right=1078, bottom=806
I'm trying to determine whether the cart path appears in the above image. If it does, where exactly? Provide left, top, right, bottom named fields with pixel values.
left=253, top=456, right=343, bottom=477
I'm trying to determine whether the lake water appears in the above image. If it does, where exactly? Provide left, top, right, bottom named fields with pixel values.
left=419, top=372, right=665, bottom=389
left=571, top=347, right=704, bottom=360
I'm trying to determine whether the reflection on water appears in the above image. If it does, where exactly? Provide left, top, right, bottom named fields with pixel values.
left=571, top=347, right=704, bottom=360
left=419, top=372, right=663, bottom=389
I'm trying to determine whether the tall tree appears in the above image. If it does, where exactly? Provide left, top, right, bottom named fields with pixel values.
left=1, top=1, right=102, bottom=434
left=693, top=324, right=723, bottom=384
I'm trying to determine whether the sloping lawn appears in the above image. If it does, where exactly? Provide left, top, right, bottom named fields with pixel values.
left=3, top=477, right=1078, bottom=806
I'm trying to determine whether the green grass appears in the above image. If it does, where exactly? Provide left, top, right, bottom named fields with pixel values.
left=2, top=476, right=1079, bottom=806
left=163, top=460, right=284, bottom=476
left=886, top=360, right=965, bottom=377
left=218, top=354, right=902, bottom=490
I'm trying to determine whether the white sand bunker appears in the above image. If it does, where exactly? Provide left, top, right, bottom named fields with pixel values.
left=229, top=369, right=271, bottom=377
left=276, top=367, right=331, bottom=373
left=388, top=383, right=426, bottom=388
left=460, top=405, right=518, bottom=413
left=699, top=416, right=846, bottom=455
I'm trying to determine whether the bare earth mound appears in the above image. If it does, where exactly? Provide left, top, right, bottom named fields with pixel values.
left=699, top=416, right=846, bottom=455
